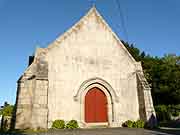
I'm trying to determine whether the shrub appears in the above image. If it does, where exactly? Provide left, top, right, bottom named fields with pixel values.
left=133, top=121, right=138, bottom=128
left=155, top=105, right=171, bottom=121
left=51, top=120, right=65, bottom=129
left=122, top=120, right=145, bottom=128
left=168, top=104, right=180, bottom=117
left=65, top=120, right=79, bottom=129
left=135, top=120, right=145, bottom=128
left=171, top=110, right=179, bottom=117
left=122, top=120, right=133, bottom=128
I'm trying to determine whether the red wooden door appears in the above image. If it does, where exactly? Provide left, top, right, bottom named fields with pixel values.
left=85, top=87, right=108, bottom=123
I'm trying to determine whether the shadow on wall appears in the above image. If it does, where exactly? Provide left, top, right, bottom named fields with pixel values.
left=10, top=85, right=20, bottom=130
left=146, top=114, right=157, bottom=128
left=10, top=106, right=16, bottom=130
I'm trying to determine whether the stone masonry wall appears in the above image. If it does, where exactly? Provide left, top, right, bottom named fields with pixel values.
left=14, top=7, right=156, bottom=129
left=47, top=8, right=140, bottom=127
left=14, top=78, right=35, bottom=129
left=14, top=48, right=48, bottom=129
left=31, top=80, right=48, bottom=129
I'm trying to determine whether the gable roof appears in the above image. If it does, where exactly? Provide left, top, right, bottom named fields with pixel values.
left=47, top=6, right=136, bottom=63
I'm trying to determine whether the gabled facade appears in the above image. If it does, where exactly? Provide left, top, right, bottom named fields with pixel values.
left=14, top=7, right=156, bottom=129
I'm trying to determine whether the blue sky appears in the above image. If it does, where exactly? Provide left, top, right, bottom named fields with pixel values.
left=0, top=0, right=180, bottom=106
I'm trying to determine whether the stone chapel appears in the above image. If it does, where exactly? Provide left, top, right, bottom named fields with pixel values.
left=14, top=7, right=156, bottom=129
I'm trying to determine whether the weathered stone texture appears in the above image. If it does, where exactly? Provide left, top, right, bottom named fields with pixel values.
left=14, top=7, right=156, bottom=129
left=14, top=48, right=48, bottom=129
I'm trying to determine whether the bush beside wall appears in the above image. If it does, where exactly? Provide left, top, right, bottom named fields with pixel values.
left=51, top=119, right=79, bottom=129
left=65, top=120, right=79, bottom=129
left=122, top=120, right=145, bottom=128
left=51, top=120, right=65, bottom=129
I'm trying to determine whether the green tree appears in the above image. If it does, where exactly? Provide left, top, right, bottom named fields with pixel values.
left=121, top=40, right=141, bottom=61
left=0, top=104, right=14, bottom=116
left=122, top=40, right=180, bottom=105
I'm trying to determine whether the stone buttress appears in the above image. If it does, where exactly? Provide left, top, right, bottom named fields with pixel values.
left=14, top=48, right=48, bottom=129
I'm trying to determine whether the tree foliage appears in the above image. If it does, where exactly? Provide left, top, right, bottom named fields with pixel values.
left=0, top=103, right=14, bottom=116
left=122, top=40, right=180, bottom=105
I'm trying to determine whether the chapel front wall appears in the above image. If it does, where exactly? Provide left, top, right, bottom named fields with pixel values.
left=47, top=13, right=140, bottom=127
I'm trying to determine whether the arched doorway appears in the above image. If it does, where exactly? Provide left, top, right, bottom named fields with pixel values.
left=85, top=87, right=108, bottom=123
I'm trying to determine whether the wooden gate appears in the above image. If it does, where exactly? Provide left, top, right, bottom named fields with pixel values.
left=85, top=87, right=108, bottom=123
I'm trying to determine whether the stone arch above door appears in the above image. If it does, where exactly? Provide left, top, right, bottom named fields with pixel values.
left=74, top=77, right=118, bottom=126
left=74, top=77, right=119, bottom=103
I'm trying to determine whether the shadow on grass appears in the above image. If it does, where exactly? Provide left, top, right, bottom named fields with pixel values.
left=146, top=118, right=180, bottom=134
left=159, top=119, right=180, bottom=128
left=150, top=128, right=180, bottom=135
